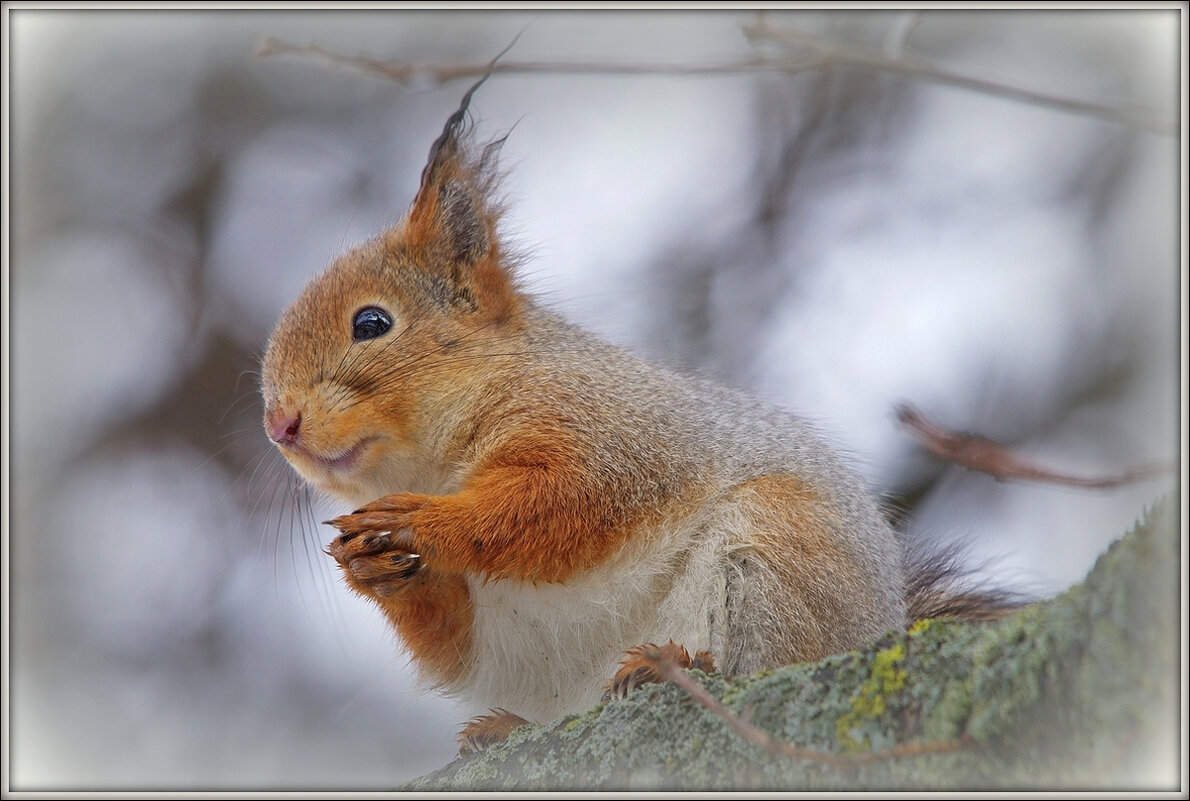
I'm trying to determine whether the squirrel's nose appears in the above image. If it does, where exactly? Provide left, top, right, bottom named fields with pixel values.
left=264, top=406, right=302, bottom=446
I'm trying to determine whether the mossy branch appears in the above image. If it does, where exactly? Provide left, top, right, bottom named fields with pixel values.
left=405, top=493, right=1180, bottom=791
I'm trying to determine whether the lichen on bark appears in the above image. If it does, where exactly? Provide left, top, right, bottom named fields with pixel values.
left=404, top=493, right=1181, bottom=791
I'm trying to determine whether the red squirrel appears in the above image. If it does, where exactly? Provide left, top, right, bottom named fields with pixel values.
left=260, top=77, right=1013, bottom=756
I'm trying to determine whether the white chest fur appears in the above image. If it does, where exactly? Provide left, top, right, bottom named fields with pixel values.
left=454, top=517, right=736, bottom=723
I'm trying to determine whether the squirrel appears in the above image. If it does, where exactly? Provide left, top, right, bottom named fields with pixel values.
left=260, top=76, right=1016, bottom=756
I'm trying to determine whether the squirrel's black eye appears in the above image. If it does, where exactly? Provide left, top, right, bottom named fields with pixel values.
left=352, top=307, right=393, bottom=341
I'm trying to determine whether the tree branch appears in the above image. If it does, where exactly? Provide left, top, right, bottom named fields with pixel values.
left=404, top=495, right=1179, bottom=790
left=742, top=16, right=1175, bottom=135
left=256, top=16, right=1175, bottom=136
left=640, top=645, right=969, bottom=767
left=894, top=403, right=1175, bottom=489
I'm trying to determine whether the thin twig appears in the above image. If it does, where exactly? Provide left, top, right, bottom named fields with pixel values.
left=895, top=403, right=1175, bottom=489
left=641, top=646, right=969, bottom=766
left=882, top=12, right=924, bottom=61
left=256, top=19, right=1175, bottom=137
left=256, top=37, right=775, bottom=82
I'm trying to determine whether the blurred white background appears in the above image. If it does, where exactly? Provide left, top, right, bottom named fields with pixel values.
left=7, top=8, right=1182, bottom=790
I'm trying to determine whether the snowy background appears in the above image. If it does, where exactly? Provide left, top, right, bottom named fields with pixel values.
left=7, top=9, right=1182, bottom=790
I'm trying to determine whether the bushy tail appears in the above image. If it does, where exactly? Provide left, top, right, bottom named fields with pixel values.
left=903, top=540, right=1027, bottom=623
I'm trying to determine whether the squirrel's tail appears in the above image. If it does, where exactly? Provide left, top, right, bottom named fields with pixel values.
left=903, top=540, right=1026, bottom=623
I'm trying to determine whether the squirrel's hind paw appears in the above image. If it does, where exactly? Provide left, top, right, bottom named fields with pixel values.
left=601, top=640, right=716, bottom=702
left=456, top=709, right=534, bottom=757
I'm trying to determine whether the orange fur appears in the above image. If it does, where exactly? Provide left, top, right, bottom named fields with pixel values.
left=326, top=529, right=474, bottom=686
left=332, top=425, right=641, bottom=584
left=382, top=571, right=474, bottom=686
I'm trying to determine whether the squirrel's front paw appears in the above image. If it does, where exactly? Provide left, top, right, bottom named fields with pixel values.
left=325, top=494, right=427, bottom=596
left=325, top=523, right=420, bottom=598
left=327, top=493, right=421, bottom=538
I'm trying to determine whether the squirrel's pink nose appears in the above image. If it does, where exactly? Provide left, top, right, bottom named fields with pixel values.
left=264, top=406, right=302, bottom=446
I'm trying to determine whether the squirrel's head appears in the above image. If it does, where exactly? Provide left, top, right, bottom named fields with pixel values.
left=260, top=77, right=522, bottom=503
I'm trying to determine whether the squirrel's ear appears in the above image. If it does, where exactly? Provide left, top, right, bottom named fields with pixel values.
left=404, top=75, right=505, bottom=268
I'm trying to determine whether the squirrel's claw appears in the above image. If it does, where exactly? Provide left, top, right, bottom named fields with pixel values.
left=327, top=494, right=424, bottom=544
left=326, top=511, right=405, bottom=537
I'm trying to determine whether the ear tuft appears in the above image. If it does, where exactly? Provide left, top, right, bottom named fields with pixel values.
left=395, top=67, right=522, bottom=321
left=419, top=73, right=492, bottom=195
left=406, top=73, right=507, bottom=266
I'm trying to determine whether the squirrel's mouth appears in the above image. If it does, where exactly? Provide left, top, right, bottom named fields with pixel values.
left=284, top=438, right=375, bottom=476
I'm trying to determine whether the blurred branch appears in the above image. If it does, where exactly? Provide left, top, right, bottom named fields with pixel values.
left=255, top=36, right=772, bottom=80
left=256, top=16, right=1175, bottom=136
left=742, top=16, right=1175, bottom=136
left=881, top=11, right=925, bottom=60
left=895, top=403, right=1176, bottom=489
